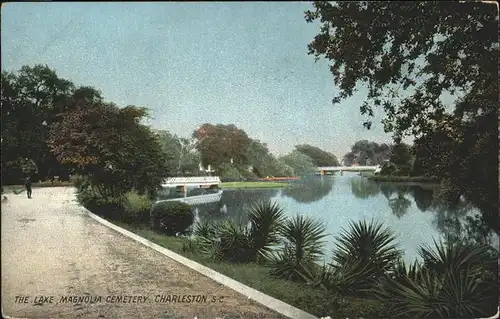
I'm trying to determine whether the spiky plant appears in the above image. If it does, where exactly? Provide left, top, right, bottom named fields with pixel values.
left=306, top=256, right=378, bottom=296
left=375, top=241, right=498, bottom=318
left=196, top=220, right=252, bottom=263
left=246, top=200, right=286, bottom=262
left=270, top=215, right=327, bottom=281
left=193, top=219, right=217, bottom=238
left=328, top=219, right=402, bottom=295
left=419, top=239, right=496, bottom=278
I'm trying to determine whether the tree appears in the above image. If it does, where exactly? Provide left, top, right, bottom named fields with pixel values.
left=155, top=130, right=200, bottom=176
left=305, top=1, right=498, bottom=229
left=343, top=140, right=392, bottom=166
left=1, top=64, right=75, bottom=183
left=278, top=151, right=316, bottom=176
left=412, top=124, right=456, bottom=177
left=48, top=97, right=168, bottom=197
left=295, top=144, right=339, bottom=166
left=389, top=142, right=413, bottom=176
left=155, top=130, right=181, bottom=174
left=246, top=139, right=290, bottom=177
left=193, top=123, right=252, bottom=168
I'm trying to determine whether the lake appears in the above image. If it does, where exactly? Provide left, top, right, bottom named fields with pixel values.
left=158, top=173, right=498, bottom=263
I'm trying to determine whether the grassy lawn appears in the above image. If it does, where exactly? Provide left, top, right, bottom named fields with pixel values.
left=220, top=182, right=289, bottom=189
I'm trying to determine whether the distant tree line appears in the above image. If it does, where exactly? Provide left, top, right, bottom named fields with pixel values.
left=1, top=64, right=341, bottom=190
left=156, top=123, right=341, bottom=180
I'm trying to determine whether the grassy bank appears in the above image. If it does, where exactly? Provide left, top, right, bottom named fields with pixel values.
left=111, top=220, right=386, bottom=318
left=367, top=175, right=440, bottom=183
left=76, top=183, right=497, bottom=319
left=220, top=181, right=289, bottom=189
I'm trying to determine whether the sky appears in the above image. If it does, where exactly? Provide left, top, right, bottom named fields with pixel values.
left=2, top=2, right=398, bottom=158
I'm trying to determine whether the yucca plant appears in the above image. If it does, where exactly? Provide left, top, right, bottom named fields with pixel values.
left=195, top=201, right=287, bottom=263
left=246, top=200, right=286, bottom=262
left=269, top=215, right=327, bottom=281
left=328, top=219, right=402, bottom=296
left=419, top=239, right=496, bottom=278
left=195, top=220, right=253, bottom=263
left=306, top=256, right=379, bottom=296
left=193, top=219, right=217, bottom=238
left=375, top=240, right=498, bottom=318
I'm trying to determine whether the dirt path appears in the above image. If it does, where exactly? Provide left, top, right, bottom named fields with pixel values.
left=1, top=187, right=287, bottom=319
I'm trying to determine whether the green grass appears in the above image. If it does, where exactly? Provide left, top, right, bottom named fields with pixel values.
left=220, top=182, right=289, bottom=189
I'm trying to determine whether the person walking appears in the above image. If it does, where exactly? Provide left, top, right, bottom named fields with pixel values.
left=24, top=176, right=32, bottom=199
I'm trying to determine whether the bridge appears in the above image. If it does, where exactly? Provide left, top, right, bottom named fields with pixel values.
left=315, top=166, right=379, bottom=175
left=161, top=176, right=221, bottom=188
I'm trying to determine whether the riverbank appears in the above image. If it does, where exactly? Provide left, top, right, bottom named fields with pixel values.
left=366, top=174, right=440, bottom=183
left=111, top=221, right=387, bottom=318
left=220, top=182, right=289, bottom=189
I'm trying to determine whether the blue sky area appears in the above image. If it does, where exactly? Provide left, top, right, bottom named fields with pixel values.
left=2, top=2, right=398, bottom=158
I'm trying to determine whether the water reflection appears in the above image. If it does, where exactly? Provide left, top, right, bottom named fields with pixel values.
left=349, top=177, right=459, bottom=219
left=194, top=188, right=279, bottom=224
left=281, top=175, right=334, bottom=203
left=347, top=176, right=497, bottom=250
left=388, top=193, right=412, bottom=219
left=158, top=175, right=498, bottom=262
left=411, top=186, right=435, bottom=212
left=350, top=178, right=380, bottom=199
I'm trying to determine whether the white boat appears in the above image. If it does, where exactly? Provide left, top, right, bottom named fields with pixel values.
left=155, top=189, right=223, bottom=206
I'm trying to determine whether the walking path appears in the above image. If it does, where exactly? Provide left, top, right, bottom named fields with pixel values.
left=1, top=187, right=290, bottom=319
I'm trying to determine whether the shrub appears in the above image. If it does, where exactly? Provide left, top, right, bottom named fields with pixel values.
left=70, top=174, right=86, bottom=189
left=239, top=169, right=259, bottom=181
left=150, top=201, right=194, bottom=235
left=394, top=163, right=412, bottom=176
left=219, top=164, right=243, bottom=181
left=37, top=180, right=73, bottom=187
left=380, top=161, right=397, bottom=175
left=76, top=186, right=123, bottom=220
left=121, top=191, right=153, bottom=224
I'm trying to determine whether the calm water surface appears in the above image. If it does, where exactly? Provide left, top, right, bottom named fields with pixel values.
left=158, top=173, right=498, bottom=263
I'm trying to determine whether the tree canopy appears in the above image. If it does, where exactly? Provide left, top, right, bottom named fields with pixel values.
left=1, top=65, right=75, bottom=183
left=295, top=144, right=339, bottom=166
left=2, top=64, right=169, bottom=197
left=48, top=94, right=168, bottom=196
left=305, top=1, right=498, bottom=229
left=279, top=151, right=316, bottom=176
left=192, top=123, right=252, bottom=168
left=155, top=130, right=200, bottom=176
left=305, top=1, right=498, bottom=139
left=343, top=140, right=392, bottom=166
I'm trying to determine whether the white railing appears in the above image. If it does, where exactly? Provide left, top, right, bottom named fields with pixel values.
left=162, top=176, right=221, bottom=185
left=316, top=166, right=378, bottom=171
